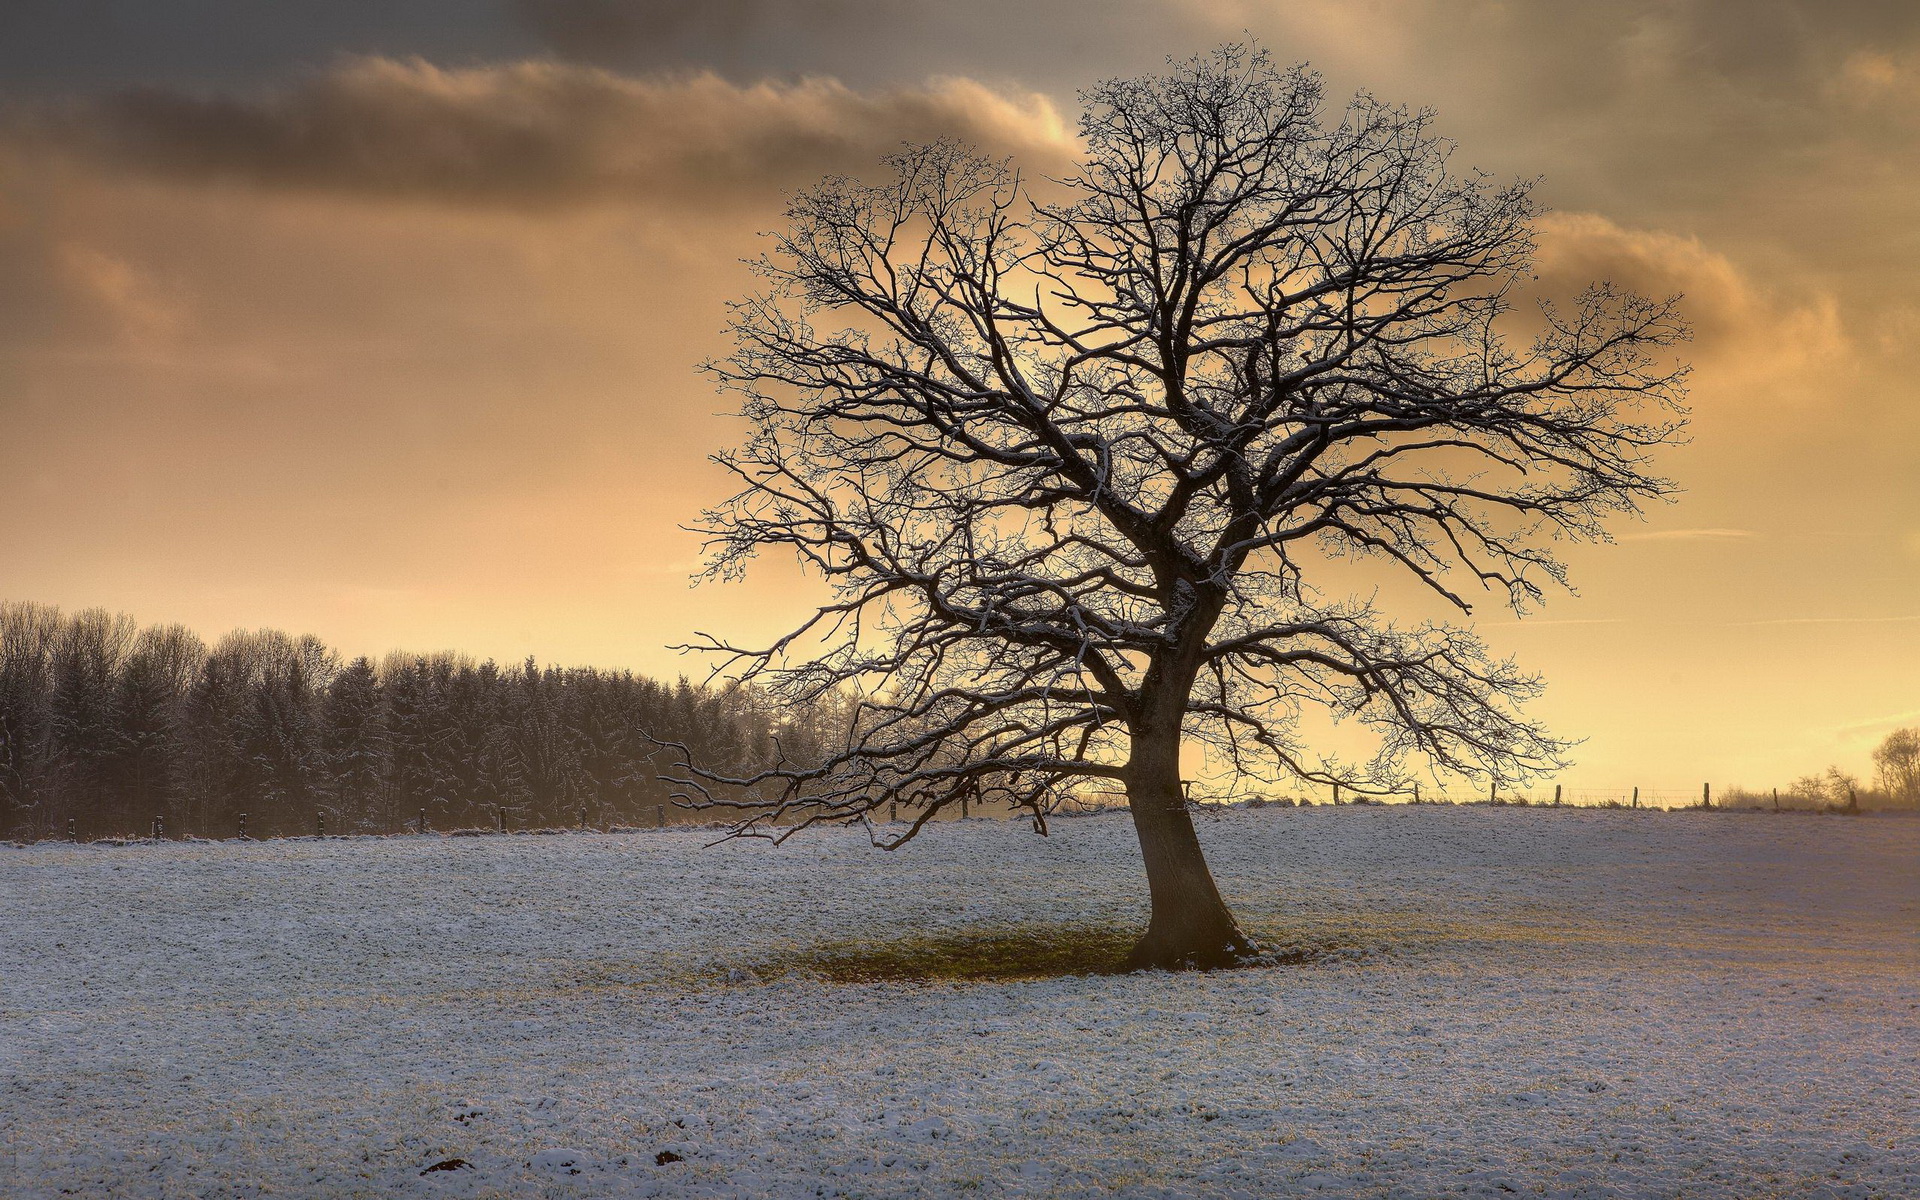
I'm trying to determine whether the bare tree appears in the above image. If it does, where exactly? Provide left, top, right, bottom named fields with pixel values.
left=1872, top=728, right=1919, bottom=808
left=1826, top=765, right=1863, bottom=812
left=670, top=47, right=1687, bottom=968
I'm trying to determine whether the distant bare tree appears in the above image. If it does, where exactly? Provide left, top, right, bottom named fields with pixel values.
left=1787, top=773, right=1827, bottom=808
left=1824, top=765, right=1863, bottom=811
left=1872, top=728, right=1919, bottom=808
left=692, top=48, right=1688, bottom=965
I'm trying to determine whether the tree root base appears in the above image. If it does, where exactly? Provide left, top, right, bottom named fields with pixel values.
left=1120, top=924, right=1260, bottom=972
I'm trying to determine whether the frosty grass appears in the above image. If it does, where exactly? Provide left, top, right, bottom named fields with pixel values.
left=2, top=805, right=1915, bottom=1198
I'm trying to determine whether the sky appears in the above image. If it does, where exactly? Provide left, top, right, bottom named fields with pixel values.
left=1, top=0, right=1915, bottom=793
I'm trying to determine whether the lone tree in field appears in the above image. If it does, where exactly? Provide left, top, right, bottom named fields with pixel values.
left=672, top=48, right=1686, bottom=969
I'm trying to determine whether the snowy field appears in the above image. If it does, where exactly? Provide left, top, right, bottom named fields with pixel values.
left=2, top=807, right=1915, bottom=1199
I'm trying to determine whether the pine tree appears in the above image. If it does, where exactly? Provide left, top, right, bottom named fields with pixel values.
left=513, top=659, right=582, bottom=822
left=49, top=610, right=135, bottom=834
left=383, top=658, right=438, bottom=830
left=322, top=657, right=387, bottom=832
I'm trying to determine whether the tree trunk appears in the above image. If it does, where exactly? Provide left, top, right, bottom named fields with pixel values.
left=1121, top=727, right=1253, bottom=970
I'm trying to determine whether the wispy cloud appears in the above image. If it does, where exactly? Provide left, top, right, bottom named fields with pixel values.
left=1483, top=612, right=1920, bottom=629
left=1617, top=528, right=1758, bottom=542
left=1477, top=618, right=1628, bottom=627
left=1730, top=614, right=1920, bottom=627
left=1833, top=708, right=1920, bottom=740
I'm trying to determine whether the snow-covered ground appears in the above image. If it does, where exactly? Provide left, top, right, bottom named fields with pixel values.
left=2, top=807, right=1915, bottom=1199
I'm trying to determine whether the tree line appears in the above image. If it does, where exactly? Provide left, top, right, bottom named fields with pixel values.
left=1721, top=730, right=1920, bottom=813
left=0, top=601, right=853, bottom=840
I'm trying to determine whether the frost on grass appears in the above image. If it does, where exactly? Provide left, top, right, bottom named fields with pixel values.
left=1, top=806, right=1915, bottom=1198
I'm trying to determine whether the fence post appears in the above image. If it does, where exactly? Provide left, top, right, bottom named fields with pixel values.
left=580, top=807, right=587, bottom=831
left=420, top=807, right=428, bottom=834
left=67, top=818, right=76, bottom=842
left=238, top=812, right=247, bottom=840
left=1331, top=783, right=1340, bottom=805
left=316, top=810, right=324, bottom=837
left=497, top=807, right=506, bottom=834
left=1554, top=784, right=1562, bottom=807
left=1632, top=786, right=1639, bottom=809
left=960, top=796, right=969, bottom=819
left=1413, top=782, right=1421, bottom=805
left=1702, top=782, right=1711, bottom=809
left=1772, top=787, right=1779, bottom=812
left=153, top=815, right=163, bottom=839
left=1489, top=781, right=1496, bottom=804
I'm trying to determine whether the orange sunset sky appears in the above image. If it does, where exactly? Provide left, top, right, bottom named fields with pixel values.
left=2, top=1, right=1915, bottom=792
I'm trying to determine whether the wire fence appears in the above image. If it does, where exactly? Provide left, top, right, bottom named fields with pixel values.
left=1058, top=781, right=1903, bottom=816
left=17, top=783, right=1908, bottom=847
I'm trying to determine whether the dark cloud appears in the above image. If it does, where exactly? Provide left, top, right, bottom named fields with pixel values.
left=14, top=57, right=1072, bottom=209
left=1528, top=213, right=1846, bottom=397
left=507, top=0, right=1200, bottom=85
left=0, top=0, right=528, bottom=94
left=502, top=0, right=1920, bottom=97
left=510, top=0, right=868, bottom=58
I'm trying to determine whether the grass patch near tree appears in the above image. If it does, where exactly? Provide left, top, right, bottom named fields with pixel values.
left=789, top=926, right=1138, bottom=983
left=755, top=924, right=1341, bottom=984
